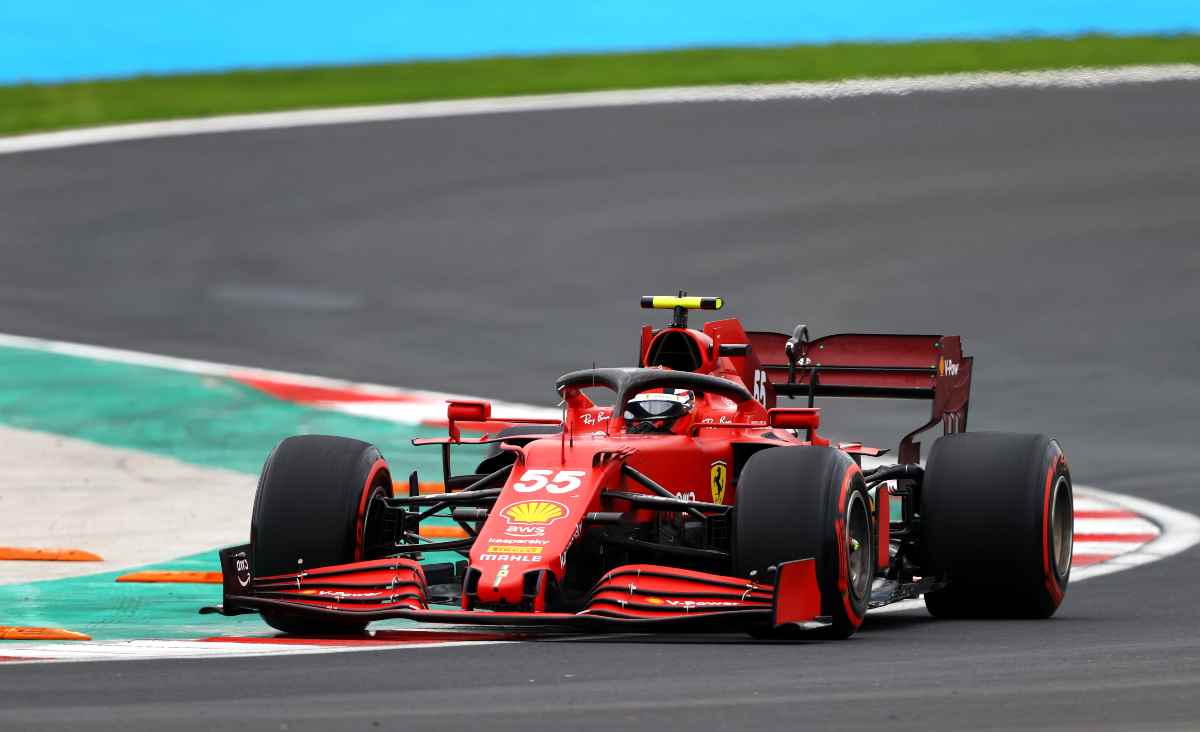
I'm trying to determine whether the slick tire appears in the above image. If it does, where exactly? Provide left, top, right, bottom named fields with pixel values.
left=252, top=435, right=394, bottom=635
left=921, top=432, right=1072, bottom=619
left=734, top=446, right=873, bottom=639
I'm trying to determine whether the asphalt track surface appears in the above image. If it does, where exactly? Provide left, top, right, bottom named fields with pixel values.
left=2, top=80, right=1200, bottom=730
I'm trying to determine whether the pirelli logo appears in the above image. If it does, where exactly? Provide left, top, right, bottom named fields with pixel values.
left=486, top=545, right=542, bottom=555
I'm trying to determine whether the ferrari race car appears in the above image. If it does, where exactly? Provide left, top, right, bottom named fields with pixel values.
left=203, top=296, right=1074, bottom=639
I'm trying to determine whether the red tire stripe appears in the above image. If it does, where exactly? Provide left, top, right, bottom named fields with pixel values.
left=354, top=459, right=389, bottom=562
left=836, top=463, right=864, bottom=627
left=1041, top=451, right=1065, bottom=605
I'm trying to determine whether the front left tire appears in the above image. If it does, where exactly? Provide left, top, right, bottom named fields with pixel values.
left=734, top=446, right=874, bottom=639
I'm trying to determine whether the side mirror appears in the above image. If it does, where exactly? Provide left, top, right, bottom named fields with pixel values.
left=446, top=400, right=491, bottom=441
left=768, top=408, right=824, bottom=443
left=768, top=407, right=820, bottom=431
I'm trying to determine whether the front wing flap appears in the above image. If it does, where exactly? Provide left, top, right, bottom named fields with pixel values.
left=202, top=546, right=823, bottom=631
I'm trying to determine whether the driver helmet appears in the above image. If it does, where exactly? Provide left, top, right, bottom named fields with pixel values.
left=624, top=389, right=695, bottom=433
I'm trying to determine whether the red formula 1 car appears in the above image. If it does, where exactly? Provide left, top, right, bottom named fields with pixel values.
left=204, top=296, right=1074, bottom=639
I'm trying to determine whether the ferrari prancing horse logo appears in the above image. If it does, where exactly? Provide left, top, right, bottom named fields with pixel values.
left=710, top=461, right=728, bottom=504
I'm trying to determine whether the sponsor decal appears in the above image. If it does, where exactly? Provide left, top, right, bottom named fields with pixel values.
left=316, top=590, right=388, bottom=599
left=939, top=357, right=960, bottom=377
left=581, top=412, right=610, bottom=426
left=486, top=545, right=541, bottom=555
left=300, top=589, right=389, bottom=600
left=233, top=551, right=251, bottom=587
left=646, top=597, right=740, bottom=609
left=752, top=368, right=768, bottom=403
left=492, top=564, right=510, bottom=590
left=500, top=500, right=568, bottom=537
left=562, top=523, right=582, bottom=571
left=512, top=469, right=585, bottom=494
left=710, top=461, right=728, bottom=504
left=478, top=553, right=542, bottom=563
left=482, top=537, right=549, bottom=546
left=702, top=417, right=765, bottom=426
left=674, top=491, right=697, bottom=502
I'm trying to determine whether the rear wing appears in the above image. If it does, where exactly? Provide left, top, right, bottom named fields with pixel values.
left=746, top=330, right=972, bottom=463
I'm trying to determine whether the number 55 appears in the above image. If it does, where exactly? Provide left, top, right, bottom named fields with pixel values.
left=513, top=469, right=586, bottom=494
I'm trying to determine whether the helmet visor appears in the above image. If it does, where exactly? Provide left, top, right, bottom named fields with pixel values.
left=624, top=391, right=692, bottom=422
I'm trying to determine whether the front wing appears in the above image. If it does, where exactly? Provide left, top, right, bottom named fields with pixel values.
left=201, top=546, right=824, bottom=631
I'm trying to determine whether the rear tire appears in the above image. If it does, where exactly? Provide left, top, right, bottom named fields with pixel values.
left=734, top=446, right=873, bottom=639
left=251, top=435, right=393, bottom=635
left=921, top=432, right=1072, bottom=619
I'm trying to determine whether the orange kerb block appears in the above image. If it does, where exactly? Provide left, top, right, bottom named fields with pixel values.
left=419, top=526, right=470, bottom=539
left=115, top=571, right=223, bottom=584
left=0, top=547, right=103, bottom=561
left=392, top=481, right=447, bottom=495
left=0, top=626, right=91, bottom=641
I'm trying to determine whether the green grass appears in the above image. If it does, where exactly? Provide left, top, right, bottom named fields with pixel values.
left=3, top=34, right=1198, bottom=136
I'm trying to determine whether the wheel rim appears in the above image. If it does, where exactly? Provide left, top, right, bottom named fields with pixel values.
left=846, top=491, right=872, bottom=601
left=1050, top=475, right=1073, bottom=579
left=359, top=484, right=391, bottom=561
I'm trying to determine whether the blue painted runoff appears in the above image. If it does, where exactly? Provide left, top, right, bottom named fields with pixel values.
left=2, top=1, right=1197, bottom=84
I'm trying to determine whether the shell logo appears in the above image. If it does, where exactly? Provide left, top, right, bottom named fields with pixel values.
left=502, top=500, right=568, bottom=526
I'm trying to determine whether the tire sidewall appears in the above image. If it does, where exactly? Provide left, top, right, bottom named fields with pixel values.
left=834, top=473, right=872, bottom=629
left=1040, top=441, right=1072, bottom=606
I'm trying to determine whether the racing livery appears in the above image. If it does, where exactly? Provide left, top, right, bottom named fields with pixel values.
left=204, top=295, right=1074, bottom=638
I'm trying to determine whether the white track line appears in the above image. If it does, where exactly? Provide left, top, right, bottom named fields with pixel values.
left=0, top=331, right=558, bottom=422
left=1074, top=517, right=1158, bottom=535
left=0, top=638, right=515, bottom=664
left=0, top=631, right=632, bottom=665
left=2, top=64, right=1198, bottom=156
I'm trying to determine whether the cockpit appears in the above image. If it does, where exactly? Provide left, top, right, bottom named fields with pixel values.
left=639, top=294, right=724, bottom=373
left=643, top=329, right=709, bottom=372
